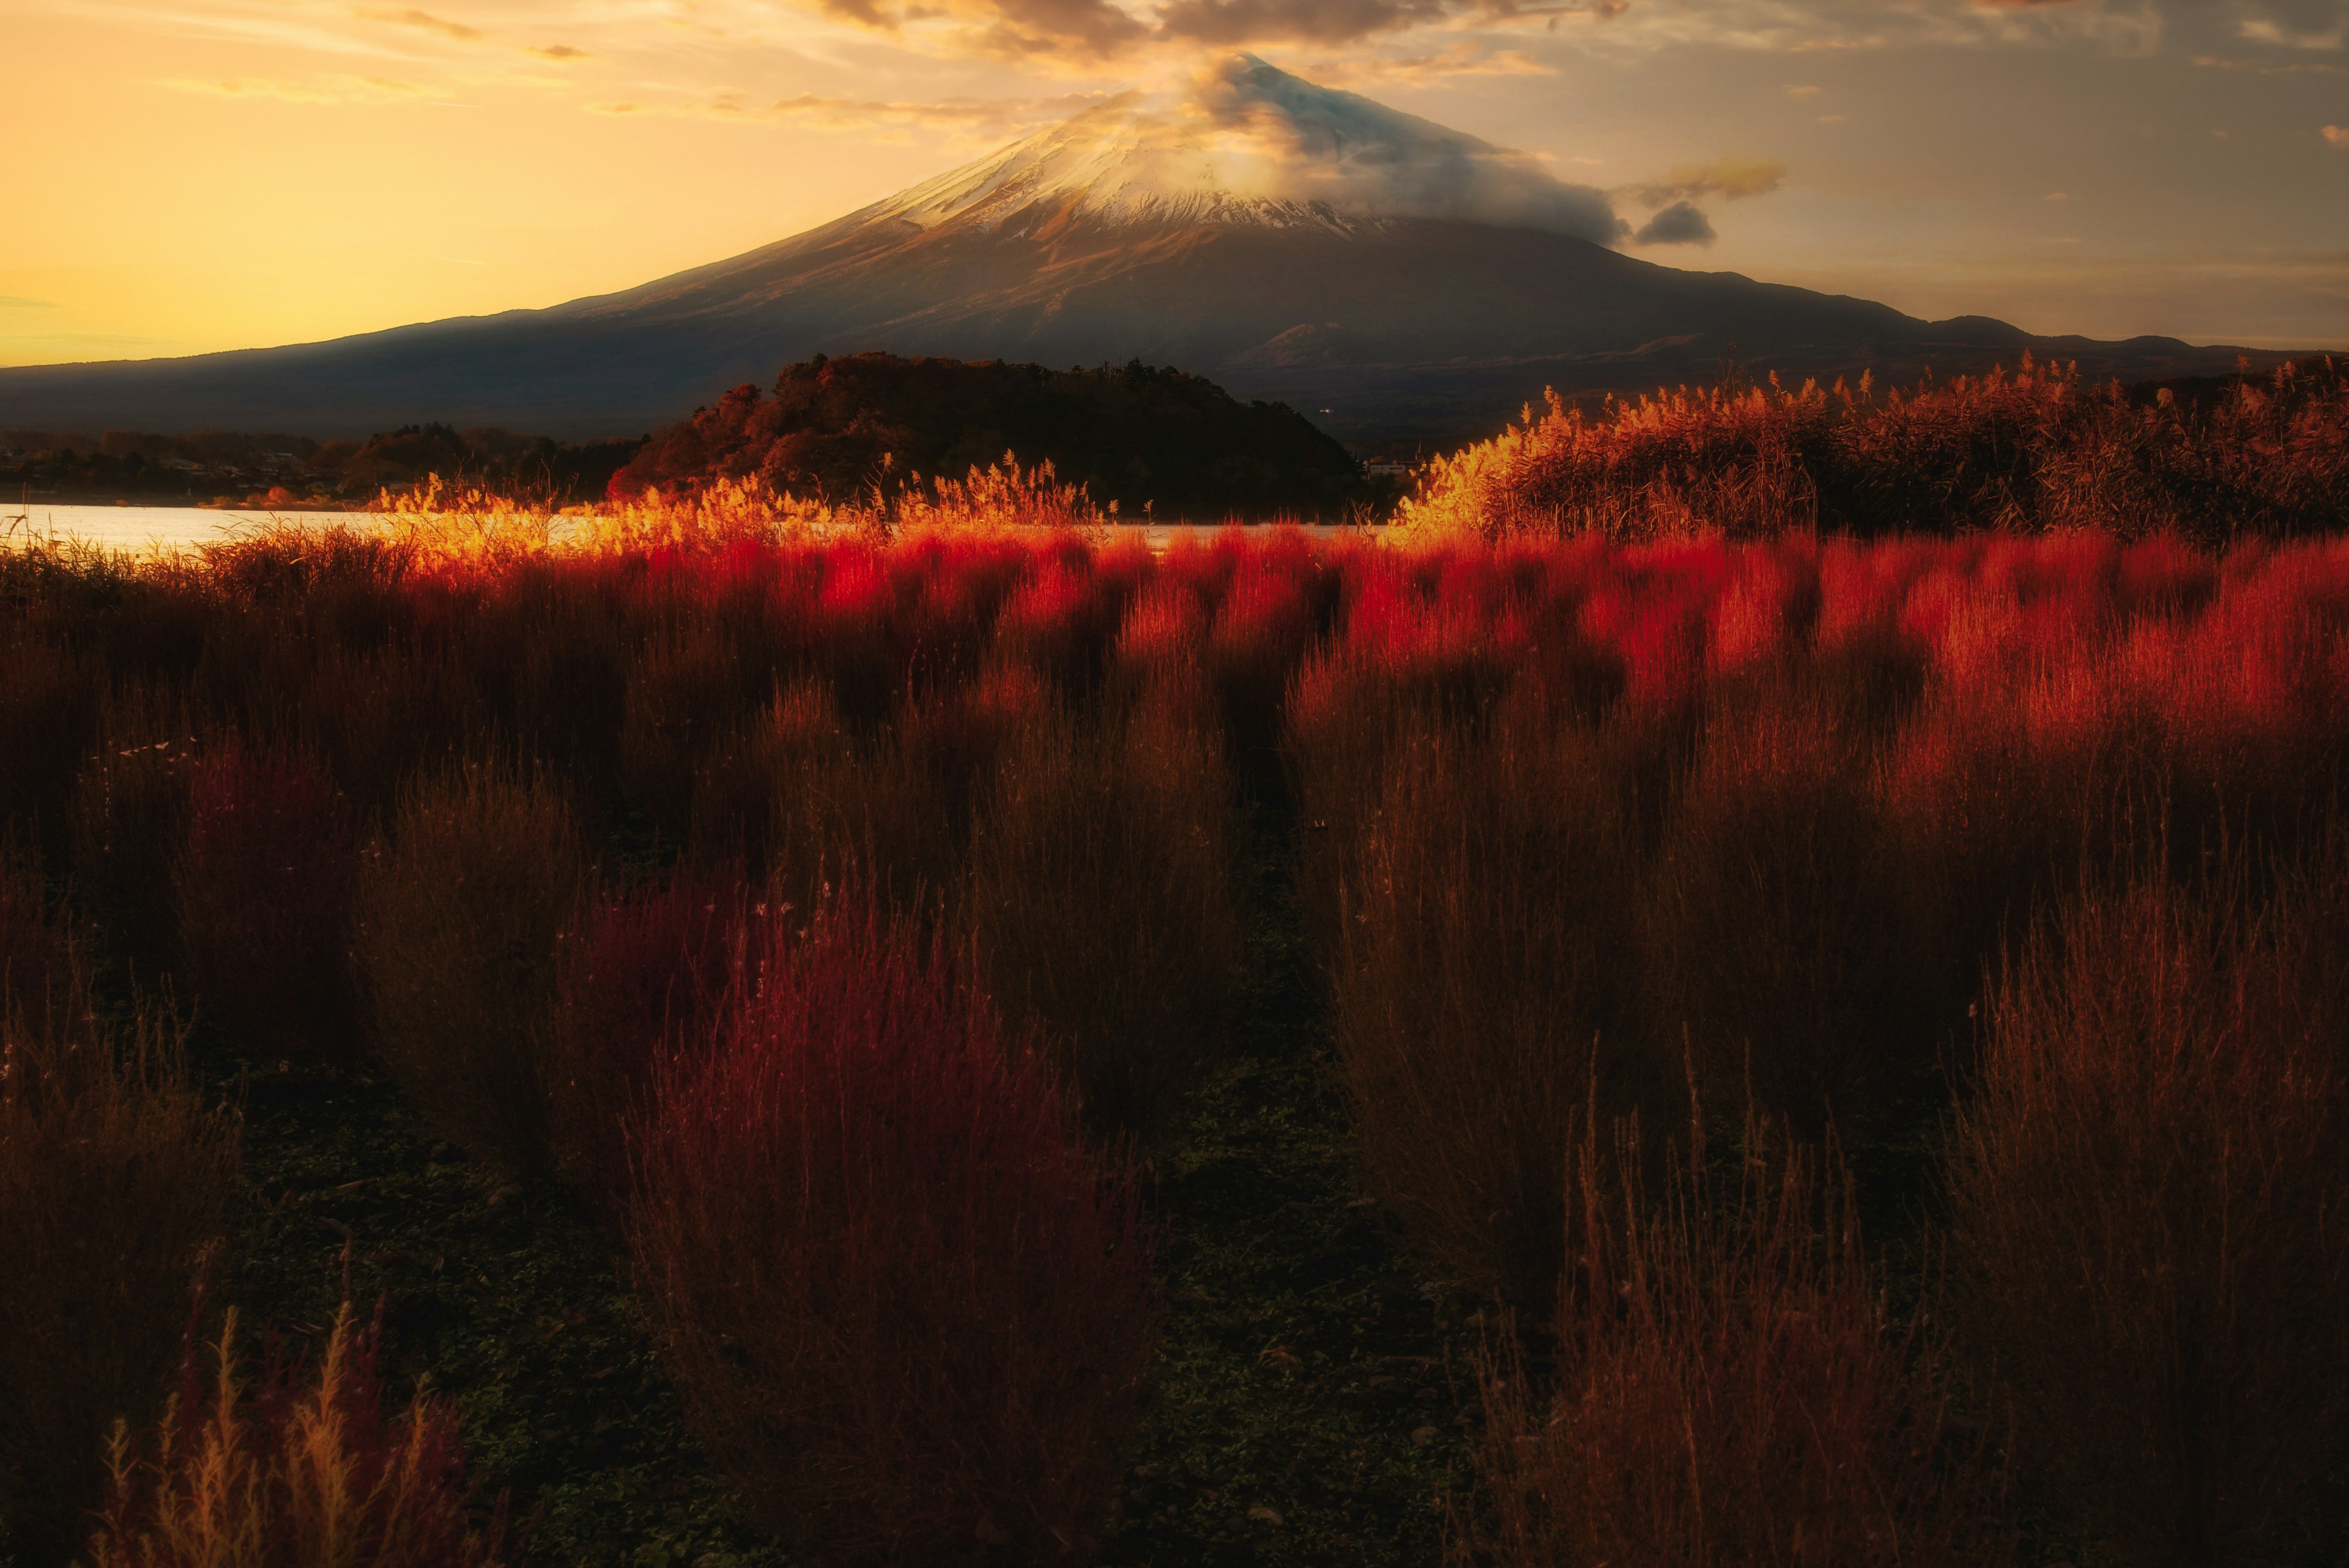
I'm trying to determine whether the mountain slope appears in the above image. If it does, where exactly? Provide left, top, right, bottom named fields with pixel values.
left=0, top=56, right=2284, bottom=445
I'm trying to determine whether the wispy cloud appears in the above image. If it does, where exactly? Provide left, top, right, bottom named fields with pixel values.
left=771, top=89, right=1101, bottom=127
left=29, top=0, right=2327, bottom=80
left=591, top=87, right=1101, bottom=135
left=2325, top=123, right=2349, bottom=145
left=0, top=297, right=59, bottom=309
left=61, top=3, right=432, bottom=60
left=163, top=73, right=429, bottom=102
left=1301, top=42, right=1557, bottom=84
left=354, top=6, right=481, bottom=42
left=2191, top=51, right=2347, bottom=72
left=1620, top=155, right=1789, bottom=210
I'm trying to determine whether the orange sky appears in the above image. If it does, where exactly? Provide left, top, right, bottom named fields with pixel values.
left=5, top=0, right=2346, bottom=365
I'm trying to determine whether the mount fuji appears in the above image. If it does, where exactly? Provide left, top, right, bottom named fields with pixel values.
left=0, top=56, right=2278, bottom=445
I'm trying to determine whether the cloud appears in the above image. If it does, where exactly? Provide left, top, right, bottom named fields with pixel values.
left=1178, top=53, right=1625, bottom=237
left=817, top=0, right=1148, bottom=57
left=354, top=7, right=481, bottom=42
left=1621, top=155, right=1787, bottom=209
left=2191, top=51, right=2347, bottom=70
left=1293, top=42, right=1557, bottom=82
left=163, top=73, right=428, bottom=103
left=50, top=0, right=2301, bottom=73
left=870, top=56, right=1628, bottom=239
left=2326, top=124, right=2349, bottom=144
left=1159, top=0, right=1444, bottom=46
left=1603, top=150, right=1787, bottom=249
left=768, top=90, right=1107, bottom=131
left=587, top=87, right=1104, bottom=137
left=2238, top=2, right=2347, bottom=50
left=1632, top=200, right=1715, bottom=244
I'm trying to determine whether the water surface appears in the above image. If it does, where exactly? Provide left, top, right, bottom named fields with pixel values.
left=1, top=503, right=1374, bottom=557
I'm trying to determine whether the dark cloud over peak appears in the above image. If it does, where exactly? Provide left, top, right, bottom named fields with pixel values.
left=1159, top=0, right=1444, bottom=45
left=1632, top=199, right=1716, bottom=244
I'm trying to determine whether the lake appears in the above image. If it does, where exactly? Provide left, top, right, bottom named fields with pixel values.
left=1, top=504, right=383, bottom=555
left=0, top=503, right=1375, bottom=557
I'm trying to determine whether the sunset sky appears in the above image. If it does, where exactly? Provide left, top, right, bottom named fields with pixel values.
left=4, top=0, right=2345, bottom=368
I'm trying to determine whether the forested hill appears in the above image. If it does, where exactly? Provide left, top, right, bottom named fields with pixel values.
left=610, top=354, right=1367, bottom=521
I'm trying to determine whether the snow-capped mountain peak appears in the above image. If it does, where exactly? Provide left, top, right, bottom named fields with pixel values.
left=865, top=55, right=1622, bottom=242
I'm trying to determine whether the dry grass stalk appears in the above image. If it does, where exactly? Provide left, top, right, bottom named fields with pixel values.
left=82, top=1302, right=506, bottom=1568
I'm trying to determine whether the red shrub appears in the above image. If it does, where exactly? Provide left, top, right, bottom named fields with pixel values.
left=967, top=686, right=1242, bottom=1143
left=548, top=868, right=763, bottom=1217
left=1643, top=687, right=1933, bottom=1145
left=357, top=762, right=591, bottom=1176
left=1474, top=1105, right=2010, bottom=1568
left=301, top=645, right=487, bottom=831
left=0, top=631, right=100, bottom=866
left=177, top=742, right=360, bottom=1061
left=1943, top=866, right=2349, bottom=1566
left=85, top=1302, right=507, bottom=1568
left=689, top=676, right=855, bottom=882
left=1, top=991, right=236, bottom=1561
left=618, top=621, right=774, bottom=841
left=992, top=548, right=1138, bottom=696
left=72, top=693, right=202, bottom=984
left=1201, top=548, right=1328, bottom=798
left=1285, top=566, right=1518, bottom=954
left=1328, top=693, right=1649, bottom=1317
left=626, top=896, right=1157, bottom=1564
left=0, top=841, right=73, bottom=1030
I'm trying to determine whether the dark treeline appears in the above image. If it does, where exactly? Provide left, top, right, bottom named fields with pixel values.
left=1, top=424, right=644, bottom=507
left=610, top=353, right=1371, bottom=521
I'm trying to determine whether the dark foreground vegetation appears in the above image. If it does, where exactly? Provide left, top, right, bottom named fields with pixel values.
left=0, top=426, right=642, bottom=508
left=1406, top=354, right=2348, bottom=543
left=8, top=499, right=2349, bottom=1566
left=609, top=354, right=1368, bottom=520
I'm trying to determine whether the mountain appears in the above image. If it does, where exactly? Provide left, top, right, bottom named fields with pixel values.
left=0, top=56, right=2288, bottom=447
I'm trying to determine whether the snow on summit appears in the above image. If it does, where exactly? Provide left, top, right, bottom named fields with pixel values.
left=866, top=55, right=1624, bottom=243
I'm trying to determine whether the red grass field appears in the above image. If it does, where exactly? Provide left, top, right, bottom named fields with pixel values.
left=6, top=450, right=2349, bottom=1562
